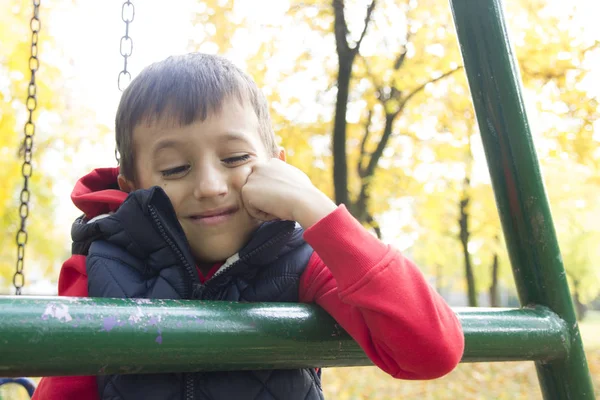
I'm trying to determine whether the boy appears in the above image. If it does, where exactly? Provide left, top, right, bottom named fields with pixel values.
left=33, top=53, right=464, bottom=400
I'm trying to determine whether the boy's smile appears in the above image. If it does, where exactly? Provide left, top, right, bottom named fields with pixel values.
left=186, top=204, right=240, bottom=226
left=119, top=97, right=279, bottom=265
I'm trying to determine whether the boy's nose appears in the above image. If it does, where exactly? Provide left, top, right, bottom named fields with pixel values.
left=193, top=167, right=228, bottom=199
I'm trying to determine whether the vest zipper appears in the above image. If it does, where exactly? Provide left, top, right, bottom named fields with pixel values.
left=149, top=209, right=293, bottom=400
left=185, top=228, right=294, bottom=397
left=185, top=374, right=195, bottom=400
left=148, top=204, right=198, bottom=400
left=206, top=227, right=294, bottom=285
left=148, top=205, right=199, bottom=298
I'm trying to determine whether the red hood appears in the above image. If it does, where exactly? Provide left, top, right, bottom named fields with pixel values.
left=71, top=167, right=128, bottom=219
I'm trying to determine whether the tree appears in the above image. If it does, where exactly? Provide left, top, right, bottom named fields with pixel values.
left=410, top=0, right=599, bottom=307
left=543, top=159, right=600, bottom=319
left=457, top=150, right=477, bottom=306
left=330, top=0, right=376, bottom=208
left=186, top=0, right=598, bottom=307
left=510, top=0, right=600, bottom=311
left=190, top=0, right=465, bottom=236
left=330, top=0, right=463, bottom=233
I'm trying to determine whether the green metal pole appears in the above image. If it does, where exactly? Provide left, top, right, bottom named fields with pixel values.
left=0, top=297, right=568, bottom=377
left=449, top=0, right=595, bottom=398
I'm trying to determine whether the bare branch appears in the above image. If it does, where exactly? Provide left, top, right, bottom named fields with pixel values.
left=355, top=0, right=377, bottom=53
left=393, top=29, right=412, bottom=70
left=392, top=0, right=415, bottom=71
left=354, top=92, right=410, bottom=208
left=401, top=66, right=463, bottom=107
left=355, top=114, right=397, bottom=212
left=333, top=0, right=376, bottom=59
left=363, top=113, right=395, bottom=181
left=332, top=0, right=351, bottom=57
left=358, top=109, right=373, bottom=178
left=369, top=20, right=411, bottom=94
left=393, top=47, right=408, bottom=70
left=366, top=212, right=382, bottom=239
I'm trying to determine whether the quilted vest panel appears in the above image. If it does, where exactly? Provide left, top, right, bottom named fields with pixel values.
left=81, top=187, right=324, bottom=400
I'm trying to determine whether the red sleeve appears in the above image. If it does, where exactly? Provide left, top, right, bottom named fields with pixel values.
left=299, top=205, right=464, bottom=380
left=32, top=377, right=99, bottom=400
left=57, top=255, right=89, bottom=297
left=32, top=256, right=100, bottom=400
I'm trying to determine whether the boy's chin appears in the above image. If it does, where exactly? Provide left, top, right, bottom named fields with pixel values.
left=190, top=234, right=252, bottom=264
left=192, top=245, right=238, bottom=264
left=189, top=218, right=261, bottom=263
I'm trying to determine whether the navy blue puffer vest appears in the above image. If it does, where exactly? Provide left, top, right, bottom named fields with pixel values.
left=71, top=186, right=323, bottom=400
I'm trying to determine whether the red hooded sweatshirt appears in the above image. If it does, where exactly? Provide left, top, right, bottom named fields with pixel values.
left=33, top=167, right=464, bottom=400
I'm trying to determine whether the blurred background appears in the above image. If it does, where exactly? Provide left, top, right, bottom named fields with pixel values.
left=0, top=0, right=598, bottom=398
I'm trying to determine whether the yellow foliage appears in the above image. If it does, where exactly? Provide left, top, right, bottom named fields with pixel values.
left=0, top=0, right=70, bottom=291
left=185, top=0, right=600, bottom=301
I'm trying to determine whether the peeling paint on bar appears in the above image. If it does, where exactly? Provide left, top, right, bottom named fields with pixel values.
left=41, top=303, right=72, bottom=322
left=0, top=296, right=568, bottom=377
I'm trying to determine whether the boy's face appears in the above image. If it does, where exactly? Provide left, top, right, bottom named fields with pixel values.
left=120, top=98, right=279, bottom=263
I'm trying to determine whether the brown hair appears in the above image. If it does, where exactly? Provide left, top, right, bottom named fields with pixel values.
left=115, top=52, right=278, bottom=180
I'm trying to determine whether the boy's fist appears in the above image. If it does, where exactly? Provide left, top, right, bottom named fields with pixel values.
left=241, top=158, right=337, bottom=229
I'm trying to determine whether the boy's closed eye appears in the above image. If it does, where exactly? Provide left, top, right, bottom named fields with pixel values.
left=159, top=155, right=251, bottom=178
left=222, top=154, right=251, bottom=166
left=161, top=165, right=190, bottom=177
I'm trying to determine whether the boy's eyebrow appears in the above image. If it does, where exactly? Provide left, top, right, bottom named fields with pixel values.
left=220, top=132, right=252, bottom=144
left=152, top=139, right=181, bottom=155
left=151, top=132, right=254, bottom=157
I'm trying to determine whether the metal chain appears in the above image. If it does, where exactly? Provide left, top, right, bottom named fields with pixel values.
left=116, top=1, right=134, bottom=164
left=118, top=0, right=134, bottom=92
left=14, top=0, right=41, bottom=295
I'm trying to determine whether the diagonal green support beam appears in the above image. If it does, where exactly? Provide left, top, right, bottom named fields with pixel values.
left=0, top=297, right=568, bottom=377
left=449, top=0, right=595, bottom=398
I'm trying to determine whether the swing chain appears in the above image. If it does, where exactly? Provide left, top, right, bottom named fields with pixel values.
left=118, top=0, right=134, bottom=91
left=14, top=0, right=41, bottom=295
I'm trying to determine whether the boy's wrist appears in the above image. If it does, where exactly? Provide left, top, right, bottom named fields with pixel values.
left=292, top=189, right=337, bottom=229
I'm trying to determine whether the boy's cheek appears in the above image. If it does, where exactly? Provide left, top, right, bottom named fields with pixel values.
left=233, top=165, right=254, bottom=189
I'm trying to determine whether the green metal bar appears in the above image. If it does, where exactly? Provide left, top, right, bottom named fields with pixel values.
left=449, top=0, right=595, bottom=399
left=0, top=297, right=568, bottom=377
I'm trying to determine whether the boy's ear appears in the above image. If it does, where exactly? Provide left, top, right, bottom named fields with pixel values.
left=277, top=147, right=286, bottom=162
left=117, top=174, right=135, bottom=193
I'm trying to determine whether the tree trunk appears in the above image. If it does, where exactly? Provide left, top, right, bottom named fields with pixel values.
left=459, top=178, right=478, bottom=307
left=572, top=283, right=588, bottom=321
left=331, top=0, right=376, bottom=207
left=489, top=251, right=499, bottom=307
left=332, top=60, right=352, bottom=206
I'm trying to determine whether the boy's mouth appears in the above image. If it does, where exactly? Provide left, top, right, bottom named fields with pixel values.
left=188, top=206, right=238, bottom=226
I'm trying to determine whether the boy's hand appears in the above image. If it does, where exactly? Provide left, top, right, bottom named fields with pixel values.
left=242, top=158, right=337, bottom=229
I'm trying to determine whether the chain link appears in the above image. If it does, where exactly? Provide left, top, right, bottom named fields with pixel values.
left=14, top=0, right=41, bottom=295
left=118, top=1, right=134, bottom=91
